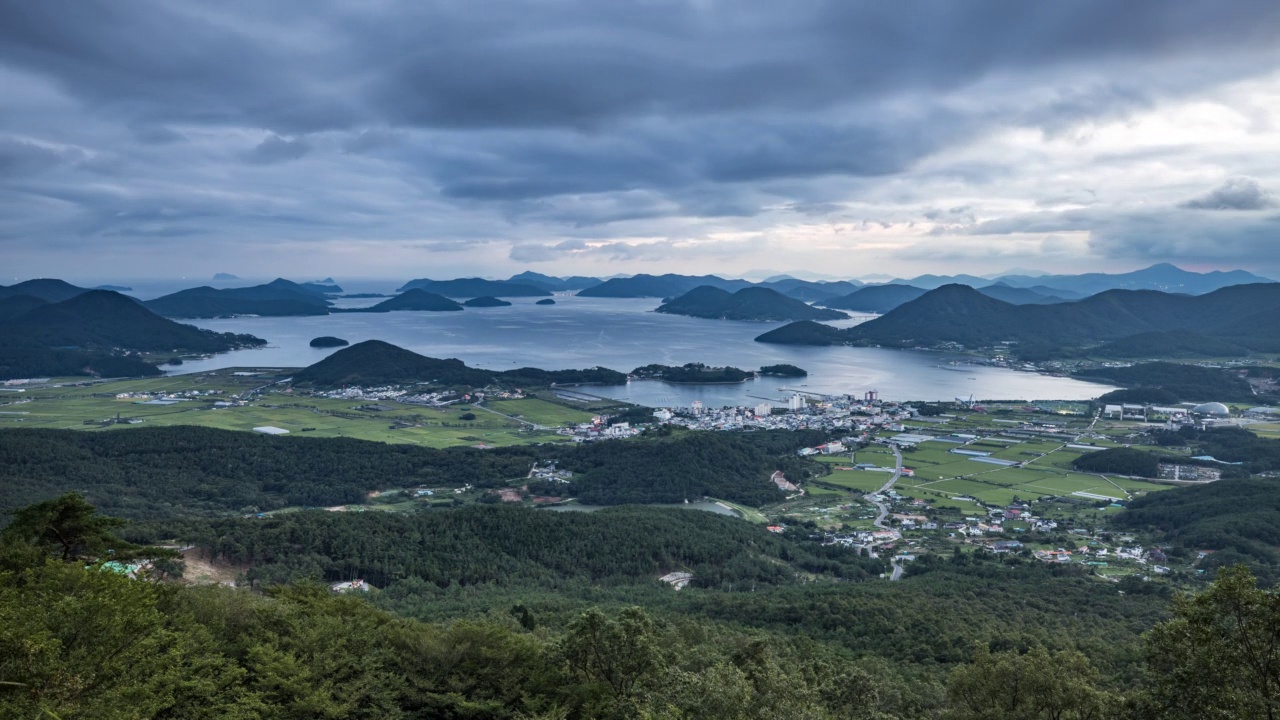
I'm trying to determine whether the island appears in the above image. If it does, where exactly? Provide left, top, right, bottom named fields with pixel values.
left=396, top=278, right=551, bottom=298
left=536, top=298, right=556, bottom=305
left=631, top=362, right=755, bottom=383
left=656, top=286, right=849, bottom=322
left=463, top=296, right=513, bottom=307
left=93, top=285, right=134, bottom=292
left=758, top=363, right=807, bottom=377
left=309, top=336, right=350, bottom=348
left=346, top=289, right=463, bottom=313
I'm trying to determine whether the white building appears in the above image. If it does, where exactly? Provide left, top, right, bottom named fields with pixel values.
left=691, top=400, right=704, bottom=416
left=755, top=402, right=773, bottom=417
left=788, top=394, right=805, bottom=411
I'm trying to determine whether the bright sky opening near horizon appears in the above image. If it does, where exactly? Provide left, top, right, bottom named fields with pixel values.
left=3, top=0, right=1280, bottom=282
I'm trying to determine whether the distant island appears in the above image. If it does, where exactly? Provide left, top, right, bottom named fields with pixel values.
left=508, top=271, right=601, bottom=292
left=339, top=293, right=390, bottom=299
left=632, top=362, right=755, bottom=383
left=397, top=278, right=551, bottom=298
left=348, top=289, right=463, bottom=313
left=291, top=339, right=626, bottom=388
left=758, top=363, right=807, bottom=377
left=463, top=296, right=512, bottom=307
left=144, top=279, right=332, bottom=318
left=309, top=336, right=350, bottom=348
left=92, top=284, right=133, bottom=292
left=821, top=285, right=927, bottom=313
left=212, top=273, right=240, bottom=280
left=536, top=298, right=556, bottom=305
left=656, top=286, right=848, bottom=322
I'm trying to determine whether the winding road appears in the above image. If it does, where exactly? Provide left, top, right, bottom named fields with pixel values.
left=868, top=443, right=906, bottom=581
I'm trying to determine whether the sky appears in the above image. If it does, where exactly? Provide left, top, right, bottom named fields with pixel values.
left=3, top=0, right=1280, bottom=283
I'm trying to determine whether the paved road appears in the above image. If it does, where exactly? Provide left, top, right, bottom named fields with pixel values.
left=868, top=444, right=906, bottom=581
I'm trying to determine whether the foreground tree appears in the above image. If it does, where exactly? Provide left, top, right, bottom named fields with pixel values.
left=945, top=643, right=1113, bottom=720
left=1136, top=565, right=1280, bottom=719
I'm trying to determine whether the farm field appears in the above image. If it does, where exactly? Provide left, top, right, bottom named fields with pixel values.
left=0, top=370, right=582, bottom=448
left=485, top=398, right=596, bottom=426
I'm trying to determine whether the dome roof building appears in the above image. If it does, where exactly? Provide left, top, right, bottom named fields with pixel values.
left=1192, top=402, right=1230, bottom=417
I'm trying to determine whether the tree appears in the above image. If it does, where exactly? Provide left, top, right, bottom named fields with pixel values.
left=558, top=607, right=663, bottom=710
left=945, top=643, right=1112, bottom=719
left=2, top=493, right=138, bottom=562
left=1138, top=565, right=1280, bottom=720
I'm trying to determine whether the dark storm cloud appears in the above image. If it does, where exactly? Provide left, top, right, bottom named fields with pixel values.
left=4, top=0, right=1280, bottom=275
left=1180, top=177, right=1277, bottom=210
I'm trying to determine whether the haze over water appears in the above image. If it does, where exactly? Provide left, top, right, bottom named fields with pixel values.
left=170, top=295, right=1115, bottom=404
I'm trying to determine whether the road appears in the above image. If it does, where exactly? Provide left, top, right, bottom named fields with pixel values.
left=868, top=443, right=906, bottom=581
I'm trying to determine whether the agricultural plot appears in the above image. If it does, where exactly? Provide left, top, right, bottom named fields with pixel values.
left=483, top=398, right=596, bottom=426
left=819, top=468, right=892, bottom=493
left=2, top=372, right=576, bottom=448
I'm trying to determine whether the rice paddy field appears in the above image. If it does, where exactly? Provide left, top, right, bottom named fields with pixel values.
left=891, top=435, right=1171, bottom=508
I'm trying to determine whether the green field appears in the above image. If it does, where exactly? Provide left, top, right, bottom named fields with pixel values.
left=485, top=397, right=596, bottom=426
left=819, top=468, right=893, bottom=493
left=0, top=372, right=585, bottom=448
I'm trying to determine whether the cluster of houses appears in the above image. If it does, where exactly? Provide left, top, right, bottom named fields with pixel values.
left=654, top=395, right=919, bottom=435
left=561, top=417, right=643, bottom=441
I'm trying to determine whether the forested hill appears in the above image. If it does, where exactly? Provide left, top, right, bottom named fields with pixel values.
left=291, top=339, right=626, bottom=388
left=656, top=286, right=848, bottom=321
left=149, top=504, right=885, bottom=589
left=0, top=278, right=91, bottom=303
left=758, top=282, right=1280, bottom=356
left=346, top=288, right=463, bottom=312
left=0, top=426, right=825, bottom=520
left=143, top=278, right=333, bottom=318
left=1, top=290, right=263, bottom=353
left=0, top=290, right=265, bottom=380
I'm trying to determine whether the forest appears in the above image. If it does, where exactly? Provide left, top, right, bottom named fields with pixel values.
left=4, top=495, right=1280, bottom=719
left=132, top=505, right=887, bottom=590
left=1073, top=361, right=1258, bottom=402
left=0, top=426, right=830, bottom=520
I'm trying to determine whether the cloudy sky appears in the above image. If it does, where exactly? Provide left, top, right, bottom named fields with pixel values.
left=3, top=0, right=1280, bottom=283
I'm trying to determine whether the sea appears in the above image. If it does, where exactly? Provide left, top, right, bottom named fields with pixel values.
left=153, top=286, right=1116, bottom=405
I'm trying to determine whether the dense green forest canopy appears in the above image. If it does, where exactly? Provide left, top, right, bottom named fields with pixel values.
left=1074, top=362, right=1258, bottom=402
left=6, top=479, right=1280, bottom=717
left=135, top=505, right=887, bottom=590
left=1072, top=447, right=1161, bottom=478
left=0, top=426, right=829, bottom=521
